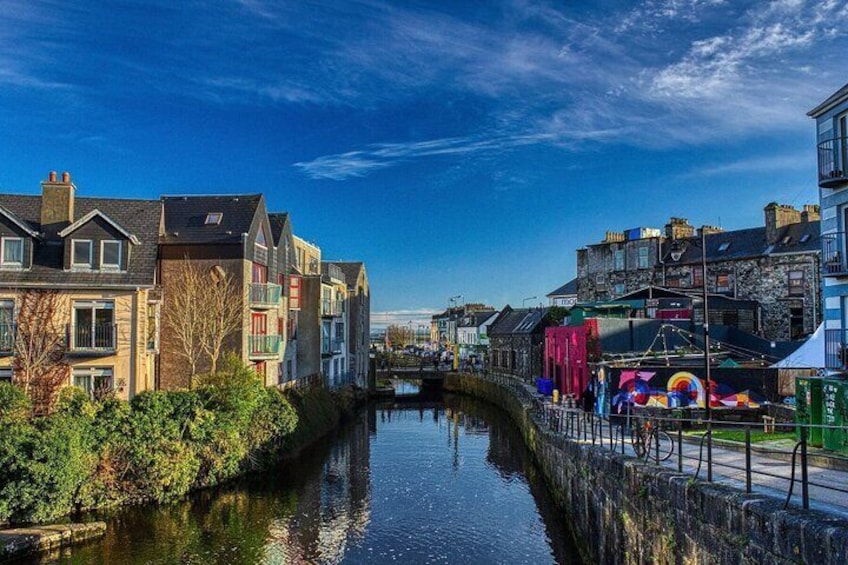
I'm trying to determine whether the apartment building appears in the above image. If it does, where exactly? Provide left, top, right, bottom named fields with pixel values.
left=321, top=262, right=348, bottom=387
left=159, top=194, right=286, bottom=387
left=0, top=171, right=161, bottom=400
left=269, top=212, right=300, bottom=384
left=295, top=236, right=322, bottom=380
left=335, top=262, right=369, bottom=387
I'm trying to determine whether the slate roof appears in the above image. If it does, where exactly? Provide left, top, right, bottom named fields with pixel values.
left=808, top=83, right=848, bottom=117
left=458, top=310, right=498, bottom=328
left=489, top=307, right=550, bottom=335
left=547, top=277, right=577, bottom=298
left=161, top=194, right=262, bottom=245
left=0, top=194, right=161, bottom=287
left=661, top=221, right=820, bottom=265
left=268, top=212, right=289, bottom=245
left=333, top=262, right=366, bottom=286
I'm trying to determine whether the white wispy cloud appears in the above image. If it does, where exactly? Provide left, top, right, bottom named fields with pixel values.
left=371, top=308, right=441, bottom=329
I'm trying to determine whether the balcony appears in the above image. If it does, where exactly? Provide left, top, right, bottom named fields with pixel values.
left=250, top=283, right=282, bottom=309
left=825, top=329, right=848, bottom=370
left=816, top=137, right=848, bottom=188
left=248, top=334, right=281, bottom=358
left=0, top=323, right=14, bottom=355
left=332, top=337, right=345, bottom=353
left=822, top=233, right=848, bottom=277
left=321, top=299, right=342, bottom=317
left=69, top=324, right=117, bottom=355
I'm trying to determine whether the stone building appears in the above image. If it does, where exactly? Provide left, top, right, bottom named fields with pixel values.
left=0, top=171, right=161, bottom=399
left=576, top=203, right=821, bottom=341
left=488, top=306, right=552, bottom=380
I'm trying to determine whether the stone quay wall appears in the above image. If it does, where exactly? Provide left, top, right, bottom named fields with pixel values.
left=443, top=373, right=848, bottom=565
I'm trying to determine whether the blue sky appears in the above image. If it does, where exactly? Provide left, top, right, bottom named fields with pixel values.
left=1, top=1, right=846, bottom=328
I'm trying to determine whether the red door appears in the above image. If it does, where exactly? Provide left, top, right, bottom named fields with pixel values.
left=251, top=313, right=267, bottom=353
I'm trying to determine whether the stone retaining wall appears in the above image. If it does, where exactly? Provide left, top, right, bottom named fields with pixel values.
left=444, top=373, right=848, bottom=565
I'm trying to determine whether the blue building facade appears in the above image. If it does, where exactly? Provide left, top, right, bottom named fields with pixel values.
left=810, top=84, right=848, bottom=371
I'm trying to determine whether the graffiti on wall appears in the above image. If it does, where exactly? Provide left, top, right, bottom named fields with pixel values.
left=611, top=369, right=764, bottom=412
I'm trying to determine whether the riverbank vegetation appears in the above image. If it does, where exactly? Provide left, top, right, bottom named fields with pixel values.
left=0, top=357, right=302, bottom=525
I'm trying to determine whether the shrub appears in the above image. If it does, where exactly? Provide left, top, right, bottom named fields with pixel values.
left=0, top=382, right=31, bottom=422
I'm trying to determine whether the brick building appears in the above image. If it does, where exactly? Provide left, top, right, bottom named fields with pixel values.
left=576, top=203, right=821, bottom=341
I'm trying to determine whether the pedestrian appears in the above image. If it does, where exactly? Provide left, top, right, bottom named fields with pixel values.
left=582, top=381, right=595, bottom=421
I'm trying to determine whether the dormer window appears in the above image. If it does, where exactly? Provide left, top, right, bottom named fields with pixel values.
left=101, top=240, right=122, bottom=270
left=72, top=239, right=93, bottom=269
left=205, top=212, right=223, bottom=225
left=1, top=237, right=23, bottom=268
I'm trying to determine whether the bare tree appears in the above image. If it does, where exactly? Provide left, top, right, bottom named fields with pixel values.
left=386, top=324, right=413, bottom=349
left=162, top=258, right=205, bottom=383
left=13, top=289, right=69, bottom=415
left=201, top=265, right=245, bottom=374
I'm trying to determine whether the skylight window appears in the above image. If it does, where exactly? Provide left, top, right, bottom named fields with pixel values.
left=800, top=234, right=811, bottom=243
left=781, top=235, right=792, bottom=245
left=718, top=242, right=730, bottom=252
left=205, top=212, right=223, bottom=225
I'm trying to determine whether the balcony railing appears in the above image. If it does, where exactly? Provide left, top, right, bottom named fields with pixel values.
left=825, top=329, right=848, bottom=370
left=249, top=334, right=281, bottom=357
left=0, top=323, right=15, bottom=354
left=817, top=137, right=848, bottom=188
left=332, top=338, right=345, bottom=353
left=69, top=324, right=117, bottom=353
left=321, top=299, right=342, bottom=317
left=822, top=232, right=848, bottom=276
left=250, top=283, right=282, bottom=308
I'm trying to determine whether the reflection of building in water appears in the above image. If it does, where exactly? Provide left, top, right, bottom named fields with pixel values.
left=264, top=412, right=371, bottom=563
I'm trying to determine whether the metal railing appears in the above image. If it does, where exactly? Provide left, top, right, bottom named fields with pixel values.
left=322, top=299, right=342, bottom=316
left=249, top=283, right=282, bottom=307
left=332, top=337, right=345, bottom=352
left=248, top=334, right=281, bottom=357
left=0, top=323, right=15, bottom=353
left=69, top=324, right=117, bottom=352
left=466, top=371, right=848, bottom=514
left=822, top=232, right=848, bottom=276
left=817, top=137, right=848, bottom=188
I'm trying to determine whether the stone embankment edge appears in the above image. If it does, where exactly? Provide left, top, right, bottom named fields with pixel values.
left=444, top=373, right=848, bottom=565
left=0, top=522, right=106, bottom=562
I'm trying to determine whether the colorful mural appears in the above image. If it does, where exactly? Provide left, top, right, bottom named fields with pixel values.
left=610, top=368, right=765, bottom=413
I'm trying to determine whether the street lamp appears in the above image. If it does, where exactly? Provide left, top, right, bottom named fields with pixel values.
left=670, top=228, right=712, bottom=421
left=522, top=296, right=538, bottom=308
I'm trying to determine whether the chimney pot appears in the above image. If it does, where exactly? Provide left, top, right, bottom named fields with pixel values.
left=48, top=171, right=57, bottom=182
left=62, top=172, right=70, bottom=183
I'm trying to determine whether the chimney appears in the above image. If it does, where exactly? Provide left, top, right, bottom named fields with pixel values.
left=764, top=202, right=801, bottom=244
left=801, top=204, right=820, bottom=223
left=698, top=225, right=724, bottom=237
left=41, top=170, right=75, bottom=237
left=603, top=231, right=625, bottom=243
left=665, top=217, right=694, bottom=240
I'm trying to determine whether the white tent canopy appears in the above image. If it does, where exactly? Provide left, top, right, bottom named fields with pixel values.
left=772, top=323, right=825, bottom=369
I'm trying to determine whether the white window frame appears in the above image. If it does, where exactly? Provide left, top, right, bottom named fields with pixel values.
left=100, top=240, right=122, bottom=271
left=638, top=246, right=649, bottom=269
left=204, top=212, right=223, bottom=225
left=72, top=366, right=113, bottom=397
left=1, top=236, right=23, bottom=268
left=72, top=239, right=94, bottom=269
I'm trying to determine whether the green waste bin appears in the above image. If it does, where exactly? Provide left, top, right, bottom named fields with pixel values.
left=822, top=378, right=848, bottom=453
left=796, top=377, right=824, bottom=448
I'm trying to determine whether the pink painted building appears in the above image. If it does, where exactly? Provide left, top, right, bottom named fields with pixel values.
left=544, top=320, right=598, bottom=399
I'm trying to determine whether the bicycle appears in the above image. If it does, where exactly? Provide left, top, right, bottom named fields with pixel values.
left=630, top=418, right=675, bottom=462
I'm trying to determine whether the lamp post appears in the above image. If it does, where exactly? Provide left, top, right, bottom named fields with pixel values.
left=670, top=229, right=712, bottom=421
left=522, top=296, right=538, bottom=308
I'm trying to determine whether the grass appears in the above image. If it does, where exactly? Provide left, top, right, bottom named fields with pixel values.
left=707, top=430, right=796, bottom=443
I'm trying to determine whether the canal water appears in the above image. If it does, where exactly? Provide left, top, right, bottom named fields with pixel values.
left=43, top=394, right=582, bottom=564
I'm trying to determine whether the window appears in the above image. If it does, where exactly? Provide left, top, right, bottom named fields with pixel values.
left=692, top=268, right=703, bottom=287
left=0, top=299, right=13, bottom=353
left=666, top=276, right=681, bottom=288
left=72, top=239, right=93, bottom=268
left=613, top=248, right=625, bottom=271
left=1, top=237, right=23, bottom=267
left=322, top=359, right=330, bottom=376
left=322, top=321, right=331, bottom=353
left=72, top=367, right=112, bottom=398
left=252, top=262, right=267, bottom=284
left=614, top=283, right=625, bottom=296
left=72, top=301, right=115, bottom=350
left=789, top=270, right=805, bottom=296
left=718, top=242, right=730, bottom=252
left=715, top=273, right=732, bottom=294
left=146, top=302, right=160, bottom=352
left=0, top=368, right=10, bottom=383
left=100, top=240, right=122, bottom=270
left=638, top=247, right=649, bottom=269
left=255, top=229, right=267, bottom=248
left=800, top=234, right=811, bottom=243
left=204, top=212, right=223, bottom=225
left=595, top=273, right=606, bottom=289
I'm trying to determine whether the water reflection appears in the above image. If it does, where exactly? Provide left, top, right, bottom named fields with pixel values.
left=37, top=395, right=581, bottom=564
